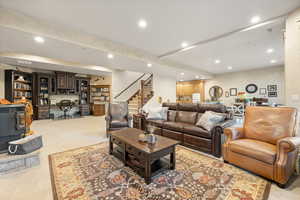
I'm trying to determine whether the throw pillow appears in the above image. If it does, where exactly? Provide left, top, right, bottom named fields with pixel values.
left=196, top=111, right=225, bottom=131
left=146, top=107, right=168, bottom=120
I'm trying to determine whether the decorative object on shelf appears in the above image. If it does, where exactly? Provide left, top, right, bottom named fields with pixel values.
left=229, top=88, right=237, bottom=96
left=245, top=84, right=258, bottom=94
left=259, top=88, right=267, bottom=95
left=225, top=91, right=229, bottom=97
left=17, top=76, right=25, bottom=82
left=268, top=91, right=277, bottom=97
left=267, top=84, right=277, bottom=92
left=209, top=85, right=223, bottom=101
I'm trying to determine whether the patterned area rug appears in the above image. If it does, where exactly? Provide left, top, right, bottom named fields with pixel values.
left=49, top=142, right=270, bottom=200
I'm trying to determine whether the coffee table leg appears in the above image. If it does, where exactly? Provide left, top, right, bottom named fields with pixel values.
left=170, top=147, right=176, bottom=170
left=109, top=135, right=113, bottom=155
left=145, top=159, right=151, bottom=184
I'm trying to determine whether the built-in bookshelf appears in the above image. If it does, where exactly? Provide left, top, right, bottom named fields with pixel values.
left=5, top=70, right=33, bottom=102
left=90, top=85, right=111, bottom=104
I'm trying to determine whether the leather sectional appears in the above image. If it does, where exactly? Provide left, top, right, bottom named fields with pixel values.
left=146, top=103, right=235, bottom=157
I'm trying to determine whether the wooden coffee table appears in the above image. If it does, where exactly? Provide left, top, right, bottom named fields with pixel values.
left=109, top=128, right=180, bottom=184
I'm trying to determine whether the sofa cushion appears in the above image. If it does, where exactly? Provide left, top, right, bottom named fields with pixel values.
left=147, top=119, right=165, bottom=128
left=229, top=139, right=276, bottom=165
left=111, top=119, right=128, bottom=128
left=182, top=124, right=211, bottom=139
left=198, top=104, right=227, bottom=113
left=177, top=111, right=197, bottom=124
left=178, top=103, right=198, bottom=112
left=162, top=102, right=178, bottom=110
left=196, top=111, right=225, bottom=131
left=168, top=110, right=177, bottom=122
left=163, top=121, right=185, bottom=132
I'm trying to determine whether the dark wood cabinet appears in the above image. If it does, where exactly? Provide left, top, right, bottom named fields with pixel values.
left=56, top=72, right=76, bottom=94
left=91, top=104, right=105, bottom=116
left=56, top=72, right=67, bottom=89
left=67, top=73, right=76, bottom=90
left=33, top=73, right=51, bottom=120
left=49, top=75, right=57, bottom=94
left=5, top=70, right=33, bottom=102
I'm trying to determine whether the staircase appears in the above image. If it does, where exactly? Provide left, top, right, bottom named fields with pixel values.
left=114, top=73, right=154, bottom=115
left=127, top=74, right=154, bottom=115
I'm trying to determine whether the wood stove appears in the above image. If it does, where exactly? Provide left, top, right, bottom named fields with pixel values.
left=0, top=104, right=26, bottom=152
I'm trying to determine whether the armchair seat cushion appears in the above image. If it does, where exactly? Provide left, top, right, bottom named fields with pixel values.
left=147, top=119, right=165, bottom=128
left=229, top=139, right=276, bottom=165
left=111, top=119, right=129, bottom=128
left=163, top=121, right=185, bottom=132
left=182, top=124, right=211, bottom=139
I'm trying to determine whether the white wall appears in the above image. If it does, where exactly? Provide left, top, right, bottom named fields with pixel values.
left=205, top=66, right=285, bottom=106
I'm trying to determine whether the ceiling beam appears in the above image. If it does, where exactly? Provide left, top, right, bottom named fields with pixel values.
left=158, top=13, right=290, bottom=58
left=0, top=7, right=212, bottom=78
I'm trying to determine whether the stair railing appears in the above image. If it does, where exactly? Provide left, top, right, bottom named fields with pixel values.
left=113, top=73, right=146, bottom=100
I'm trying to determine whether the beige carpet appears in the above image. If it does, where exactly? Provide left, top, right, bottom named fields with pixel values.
left=0, top=117, right=299, bottom=200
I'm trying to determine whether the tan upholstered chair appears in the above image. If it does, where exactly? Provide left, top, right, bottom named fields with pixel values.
left=223, top=106, right=300, bottom=187
left=105, top=102, right=132, bottom=137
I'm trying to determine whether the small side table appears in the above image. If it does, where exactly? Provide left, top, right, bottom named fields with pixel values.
left=133, top=114, right=146, bottom=131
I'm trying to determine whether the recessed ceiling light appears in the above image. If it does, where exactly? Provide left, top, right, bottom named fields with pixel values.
left=195, top=75, right=199, bottom=79
left=181, top=42, right=188, bottom=48
left=107, top=53, right=114, bottom=59
left=215, top=59, right=221, bottom=64
left=251, top=16, right=261, bottom=24
left=34, top=36, right=45, bottom=43
left=227, top=66, right=233, bottom=70
left=270, top=59, right=277, bottom=63
left=147, top=63, right=152, bottom=67
left=180, top=72, right=184, bottom=76
left=266, top=48, right=274, bottom=54
left=138, top=19, right=147, bottom=29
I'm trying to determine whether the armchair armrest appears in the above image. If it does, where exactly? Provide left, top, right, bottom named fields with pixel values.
left=277, top=137, right=300, bottom=153
left=224, top=127, right=244, bottom=142
left=211, top=119, right=236, bottom=134
left=275, top=136, right=300, bottom=184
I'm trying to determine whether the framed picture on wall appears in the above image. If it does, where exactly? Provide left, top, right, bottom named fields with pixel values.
left=259, top=88, right=267, bottom=95
left=267, top=85, right=277, bottom=92
left=229, top=88, right=237, bottom=96
left=268, top=91, right=277, bottom=97
left=225, top=91, right=230, bottom=97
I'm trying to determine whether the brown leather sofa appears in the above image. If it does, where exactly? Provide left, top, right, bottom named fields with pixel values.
left=105, top=102, right=132, bottom=137
left=223, top=106, right=300, bottom=187
left=146, top=103, right=234, bottom=157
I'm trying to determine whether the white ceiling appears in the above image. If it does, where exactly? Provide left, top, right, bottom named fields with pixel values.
left=0, top=0, right=299, bottom=77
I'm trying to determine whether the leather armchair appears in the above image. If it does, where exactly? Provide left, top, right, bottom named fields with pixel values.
left=105, top=102, right=132, bottom=137
left=223, top=106, right=299, bottom=187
